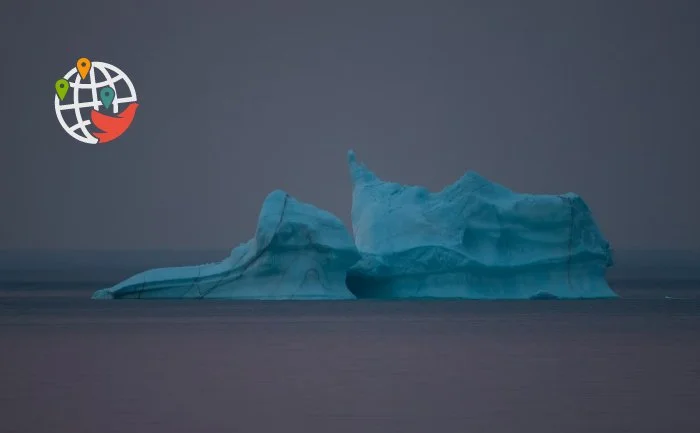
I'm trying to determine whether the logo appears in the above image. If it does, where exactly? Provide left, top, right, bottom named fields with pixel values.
left=54, top=57, right=139, bottom=144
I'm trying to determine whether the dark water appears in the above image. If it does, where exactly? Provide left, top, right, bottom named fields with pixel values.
left=1, top=279, right=699, bottom=433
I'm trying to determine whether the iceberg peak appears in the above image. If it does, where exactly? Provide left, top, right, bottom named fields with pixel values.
left=347, top=150, right=507, bottom=198
left=347, top=149, right=379, bottom=186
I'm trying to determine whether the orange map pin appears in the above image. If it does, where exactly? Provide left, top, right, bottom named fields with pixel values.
left=76, top=57, right=91, bottom=79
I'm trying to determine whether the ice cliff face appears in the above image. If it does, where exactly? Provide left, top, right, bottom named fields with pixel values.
left=345, top=150, right=617, bottom=299
left=92, top=190, right=359, bottom=300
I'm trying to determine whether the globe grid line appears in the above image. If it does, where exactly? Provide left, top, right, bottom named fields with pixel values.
left=88, top=65, right=99, bottom=111
left=68, top=120, right=91, bottom=132
left=95, top=63, right=119, bottom=113
left=57, top=97, right=137, bottom=111
left=65, top=75, right=124, bottom=89
left=72, top=71, right=92, bottom=142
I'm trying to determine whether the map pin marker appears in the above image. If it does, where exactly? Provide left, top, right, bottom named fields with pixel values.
left=55, top=78, right=69, bottom=100
left=99, top=87, right=115, bottom=110
left=76, top=57, right=91, bottom=79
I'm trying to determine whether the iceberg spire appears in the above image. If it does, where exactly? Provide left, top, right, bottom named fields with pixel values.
left=347, top=149, right=379, bottom=186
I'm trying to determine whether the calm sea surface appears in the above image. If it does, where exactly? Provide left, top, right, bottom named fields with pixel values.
left=1, top=277, right=698, bottom=433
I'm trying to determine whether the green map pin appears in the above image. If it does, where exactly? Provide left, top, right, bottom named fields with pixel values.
left=99, top=87, right=115, bottom=110
left=55, top=78, right=69, bottom=100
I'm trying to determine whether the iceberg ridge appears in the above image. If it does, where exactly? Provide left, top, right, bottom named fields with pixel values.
left=345, top=150, right=617, bottom=299
left=92, top=190, right=360, bottom=300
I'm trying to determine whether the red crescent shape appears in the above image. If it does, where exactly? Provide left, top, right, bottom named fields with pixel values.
left=90, top=103, right=139, bottom=144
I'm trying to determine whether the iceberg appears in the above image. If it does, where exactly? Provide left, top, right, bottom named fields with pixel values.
left=92, top=151, right=616, bottom=301
left=92, top=190, right=359, bottom=300
left=345, top=150, right=617, bottom=299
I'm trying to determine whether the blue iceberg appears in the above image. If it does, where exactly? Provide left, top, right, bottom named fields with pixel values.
left=92, top=190, right=360, bottom=300
left=345, top=150, right=617, bottom=299
left=93, top=151, right=616, bottom=301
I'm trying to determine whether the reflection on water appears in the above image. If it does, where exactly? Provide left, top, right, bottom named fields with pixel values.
left=0, top=280, right=698, bottom=433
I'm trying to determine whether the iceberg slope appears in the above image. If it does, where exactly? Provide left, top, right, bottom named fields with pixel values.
left=346, top=150, right=617, bottom=299
left=93, top=190, right=360, bottom=300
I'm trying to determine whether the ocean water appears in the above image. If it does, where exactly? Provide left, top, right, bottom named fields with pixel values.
left=0, top=275, right=699, bottom=433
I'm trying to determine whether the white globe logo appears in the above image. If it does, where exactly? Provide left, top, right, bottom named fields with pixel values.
left=54, top=60, right=138, bottom=144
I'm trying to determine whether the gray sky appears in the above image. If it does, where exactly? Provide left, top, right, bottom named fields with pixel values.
left=0, top=0, right=698, bottom=251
